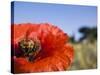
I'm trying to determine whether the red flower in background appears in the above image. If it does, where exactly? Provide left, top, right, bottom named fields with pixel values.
left=11, top=23, right=74, bottom=73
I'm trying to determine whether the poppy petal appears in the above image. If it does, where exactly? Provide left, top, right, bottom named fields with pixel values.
left=12, top=23, right=74, bottom=73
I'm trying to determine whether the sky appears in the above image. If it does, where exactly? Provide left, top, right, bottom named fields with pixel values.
left=11, top=1, right=97, bottom=40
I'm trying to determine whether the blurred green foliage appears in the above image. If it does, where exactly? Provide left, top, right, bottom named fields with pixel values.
left=69, top=26, right=97, bottom=43
left=79, top=26, right=97, bottom=42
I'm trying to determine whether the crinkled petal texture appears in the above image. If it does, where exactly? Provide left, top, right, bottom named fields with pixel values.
left=11, top=23, right=74, bottom=73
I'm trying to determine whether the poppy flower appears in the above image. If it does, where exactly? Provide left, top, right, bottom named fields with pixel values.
left=11, top=23, right=74, bottom=73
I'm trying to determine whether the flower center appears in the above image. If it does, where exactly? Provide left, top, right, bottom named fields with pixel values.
left=18, top=38, right=41, bottom=61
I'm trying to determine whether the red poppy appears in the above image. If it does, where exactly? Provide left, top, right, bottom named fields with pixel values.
left=11, top=23, right=74, bottom=73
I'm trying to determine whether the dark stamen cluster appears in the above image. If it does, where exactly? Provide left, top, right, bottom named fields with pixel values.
left=18, top=38, right=41, bottom=61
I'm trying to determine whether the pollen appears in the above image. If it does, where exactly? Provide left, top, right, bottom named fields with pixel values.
left=18, top=38, right=41, bottom=61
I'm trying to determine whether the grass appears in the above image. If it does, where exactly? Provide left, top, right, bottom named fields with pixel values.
left=70, top=40, right=97, bottom=70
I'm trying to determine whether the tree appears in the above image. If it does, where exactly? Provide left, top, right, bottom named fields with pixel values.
left=79, top=26, right=97, bottom=42
left=69, top=35, right=76, bottom=43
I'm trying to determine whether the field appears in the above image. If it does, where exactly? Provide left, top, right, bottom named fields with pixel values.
left=70, top=40, right=97, bottom=70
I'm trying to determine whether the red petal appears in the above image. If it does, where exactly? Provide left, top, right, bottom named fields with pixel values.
left=12, top=23, right=74, bottom=73
left=13, top=44, right=73, bottom=73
